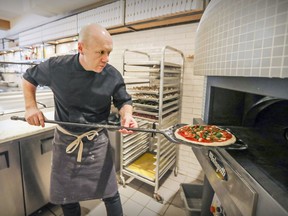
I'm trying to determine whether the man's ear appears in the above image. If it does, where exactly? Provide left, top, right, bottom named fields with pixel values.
left=78, top=42, right=84, bottom=55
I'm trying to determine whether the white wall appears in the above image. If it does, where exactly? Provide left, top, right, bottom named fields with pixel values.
left=109, top=23, right=205, bottom=180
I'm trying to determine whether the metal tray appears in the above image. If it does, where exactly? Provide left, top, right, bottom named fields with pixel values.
left=133, top=93, right=179, bottom=102
left=125, top=60, right=182, bottom=68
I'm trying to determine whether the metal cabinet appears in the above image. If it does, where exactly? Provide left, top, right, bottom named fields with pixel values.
left=0, top=140, right=25, bottom=216
left=119, top=46, right=184, bottom=201
left=20, top=129, right=54, bottom=215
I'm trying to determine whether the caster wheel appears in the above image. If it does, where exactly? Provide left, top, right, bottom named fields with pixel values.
left=153, top=193, right=163, bottom=203
left=174, top=166, right=178, bottom=176
left=119, top=176, right=126, bottom=187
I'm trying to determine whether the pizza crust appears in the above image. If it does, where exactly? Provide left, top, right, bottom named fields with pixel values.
left=174, top=127, right=236, bottom=146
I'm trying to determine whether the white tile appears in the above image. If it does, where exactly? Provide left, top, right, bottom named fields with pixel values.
left=138, top=208, right=161, bottom=216
left=119, top=185, right=138, bottom=198
left=171, top=190, right=185, bottom=208
left=163, top=205, right=186, bottom=216
left=87, top=202, right=107, bottom=216
left=161, top=178, right=180, bottom=193
left=120, top=193, right=129, bottom=204
left=123, top=199, right=144, bottom=216
left=130, top=190, right=153, bottom=206
left=168, top=172, right=187, bottom=183
left=157, top=186, right=177, bottom=204
left=80, top=199, right=102, bottom=212
left=146, top=199, right=169, bottom=215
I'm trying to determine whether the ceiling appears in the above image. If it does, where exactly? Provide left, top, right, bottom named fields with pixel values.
left=0, top=0, right=114, bottom=30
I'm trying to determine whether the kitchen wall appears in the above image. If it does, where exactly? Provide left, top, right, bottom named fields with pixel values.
left=109, top=23, right=205, bottom=180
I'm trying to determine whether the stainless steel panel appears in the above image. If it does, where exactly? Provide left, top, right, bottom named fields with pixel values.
left=0, top=140, right=25, bottom=216
left=20, top=129, right=54, bottom=215
left=193, top=147, right=257, bottom=216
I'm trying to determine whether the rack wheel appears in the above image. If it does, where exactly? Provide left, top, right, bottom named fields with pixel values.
left=174, top=166, right=178, bottom=176
left=153, top=193, right=163, bottom=203
left=119, top=176, right=126, bottom=187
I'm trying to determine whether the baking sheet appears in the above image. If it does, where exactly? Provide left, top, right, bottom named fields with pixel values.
left=126, top=152, right=156, bottom=181
left=132, top=93, right=179, bottom=102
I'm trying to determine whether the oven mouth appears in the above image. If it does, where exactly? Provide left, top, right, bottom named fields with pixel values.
left=242, top=96, right=283, bottom=127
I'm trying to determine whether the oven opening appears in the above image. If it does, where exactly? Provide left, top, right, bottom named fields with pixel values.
left=206, top=84, right=288, bottom=192
left=208, top=86, right=288, bottom=128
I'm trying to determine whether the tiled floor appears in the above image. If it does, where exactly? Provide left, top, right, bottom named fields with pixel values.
left=30, top=170, right=203, bottom=216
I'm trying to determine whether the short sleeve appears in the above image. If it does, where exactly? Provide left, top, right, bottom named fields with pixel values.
left=112, top=73, right=132, bottom=110
left=23, top=59, right=51, bottom=87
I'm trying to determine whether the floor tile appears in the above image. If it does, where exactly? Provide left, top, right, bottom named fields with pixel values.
left=120, top=193, right=129, bottom=204
left=157, top=186, right=177, bottom=204
left=171, top=190, right=185, bottom=208
left=168, top=173, right=187, bottom=183
left=80, top=199, right=102, bottom=213
left=118, top=185, right=138, bottom=198
left=137, top=181, right=155, bottom=197
left=164, top=204, right=186, bottom=216
left=86, top=202, right=106, bottom=216
left=161, top=178, right=181, bottom=192
left=123, top=199, right=144, bottom=216
left=145, top=199, right=169, bottom=215
left=130, top=190, right=153, bottom=207
left=138, top=207, right=161, bottom=216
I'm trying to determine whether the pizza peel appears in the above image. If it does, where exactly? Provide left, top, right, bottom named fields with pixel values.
left=10, top=116, right=247, bottom=150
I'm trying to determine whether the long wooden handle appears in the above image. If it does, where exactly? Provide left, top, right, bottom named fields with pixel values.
left=10, top=116, right=159, bottom=133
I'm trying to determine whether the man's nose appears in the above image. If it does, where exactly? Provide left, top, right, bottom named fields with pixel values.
left=102, top=54, right=109, bottom=62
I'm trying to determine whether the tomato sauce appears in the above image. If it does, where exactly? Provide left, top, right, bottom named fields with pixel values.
left=177, top=125, right=232, bottom=143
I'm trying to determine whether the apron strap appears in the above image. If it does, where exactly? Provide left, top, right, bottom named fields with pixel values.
left=56, top=125, right=100, bottom=162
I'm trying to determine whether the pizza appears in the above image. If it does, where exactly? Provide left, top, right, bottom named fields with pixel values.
left=174, top=125, right=236, bottom=146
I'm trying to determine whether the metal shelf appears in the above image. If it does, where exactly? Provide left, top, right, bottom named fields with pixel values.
left=120, top=46, right=184, bottom=201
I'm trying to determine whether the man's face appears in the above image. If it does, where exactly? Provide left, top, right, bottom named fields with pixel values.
left=78, top=39, right=113, bottom=73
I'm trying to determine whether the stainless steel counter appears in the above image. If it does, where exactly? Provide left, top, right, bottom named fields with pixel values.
left=0, top=88, right=54, bottom=117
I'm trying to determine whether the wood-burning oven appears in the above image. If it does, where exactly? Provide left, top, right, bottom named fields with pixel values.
left=192, top=76, right=288, bottom=216
left=192, top=0, right=288, bottom=214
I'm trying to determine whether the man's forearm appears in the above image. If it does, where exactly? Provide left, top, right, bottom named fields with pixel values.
left=22, top=79, right=38, bottom=109
left=119, top=104, right=133, bottom=118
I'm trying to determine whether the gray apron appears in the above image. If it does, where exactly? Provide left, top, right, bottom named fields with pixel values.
left=50, top=127, right=118, bottom=204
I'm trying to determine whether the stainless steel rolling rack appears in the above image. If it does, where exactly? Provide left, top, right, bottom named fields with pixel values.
left=119, top=46, right=184, bottom=202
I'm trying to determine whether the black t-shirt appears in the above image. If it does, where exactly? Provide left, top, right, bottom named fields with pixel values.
left=23, top=54, right=132, bottom=132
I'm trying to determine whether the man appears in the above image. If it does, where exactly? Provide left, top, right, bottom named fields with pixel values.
left=22, top=23, right=138, bottom=216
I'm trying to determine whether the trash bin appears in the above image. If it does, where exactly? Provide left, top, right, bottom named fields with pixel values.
left=180, top=183, right=203, bottom=216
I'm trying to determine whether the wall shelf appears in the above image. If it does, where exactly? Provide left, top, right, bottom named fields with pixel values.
left=107, top=10, right=203, bottom=35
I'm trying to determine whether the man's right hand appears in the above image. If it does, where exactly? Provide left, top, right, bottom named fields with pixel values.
left=25, top=107, right=46, bottom=127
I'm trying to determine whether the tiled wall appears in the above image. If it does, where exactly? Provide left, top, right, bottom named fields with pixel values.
left=109, top=23, right=204, bottom=180
left=194, top=0, right=288, bottom=78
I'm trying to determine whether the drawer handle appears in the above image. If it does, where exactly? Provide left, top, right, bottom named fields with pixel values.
left=40, top=137, right=53, bottom=155
left=0, top=151, right=9, bottom=170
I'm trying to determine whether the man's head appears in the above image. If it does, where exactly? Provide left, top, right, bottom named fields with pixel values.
left=78, top=23, right=113, bottom=73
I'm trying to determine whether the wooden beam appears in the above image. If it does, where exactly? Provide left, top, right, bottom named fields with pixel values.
left=0, top=19, right=10, bottom=30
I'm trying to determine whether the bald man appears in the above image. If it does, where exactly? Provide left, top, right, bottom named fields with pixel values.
left=22, top=23, right=137, bottom=216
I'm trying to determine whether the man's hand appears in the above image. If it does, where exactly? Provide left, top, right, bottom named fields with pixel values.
left=25, top=107, right=46, bottom=127
left=119, top=113, right=138, bottom=134
left=118, top=105, right=138, bottom=134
